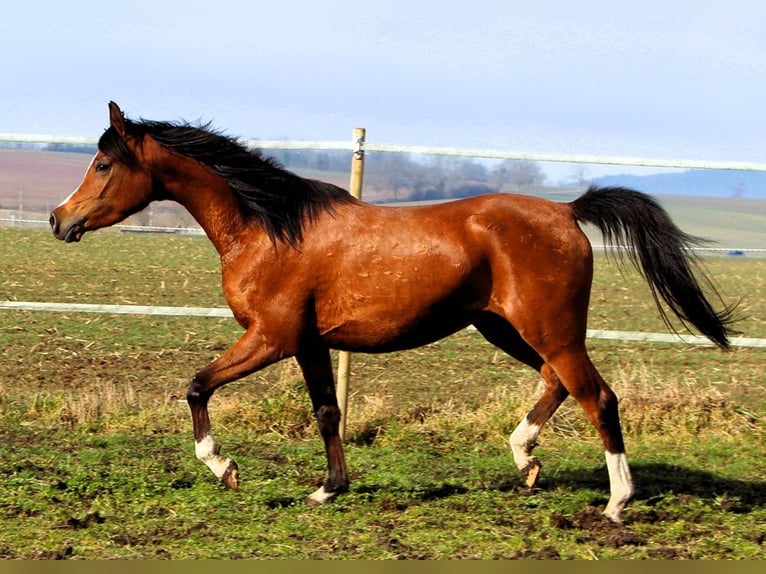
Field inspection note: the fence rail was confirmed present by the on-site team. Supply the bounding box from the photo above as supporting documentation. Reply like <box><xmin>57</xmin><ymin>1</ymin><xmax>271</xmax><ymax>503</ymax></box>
<box><xmin>2</xmin><ymin>216</ymin><xmax>764</xmax><ymax>256</ymax></box>
<box><xmin>6</xmin><ymin>132</ymin><xmax>766</xmax><ymax>173</ymax></box>
<box><xmin>1</xmin><ymin>301</ymin><xmax>764</xmax><ymax>348</ymax></box>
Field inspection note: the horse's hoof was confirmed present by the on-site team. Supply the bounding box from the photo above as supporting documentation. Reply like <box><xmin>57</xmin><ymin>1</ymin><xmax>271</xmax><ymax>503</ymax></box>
<box><xmin>221</xmin><ymin>460</ymin><xmax>239</xmax><ymax>490</ymax></box>
<box><xmin>521</xmin><ymin>458</ymin><xmax>542</xmax><ymax>489</ymax></box>
<box><xmin>305</xmin><ymin>485</ymin><xmax>337</xmax><ymax>506</ymax></box>
<box><xmin>603</xmin><ymin>508</ymin><xmax>623</xmax><ymax>524</ymax></box>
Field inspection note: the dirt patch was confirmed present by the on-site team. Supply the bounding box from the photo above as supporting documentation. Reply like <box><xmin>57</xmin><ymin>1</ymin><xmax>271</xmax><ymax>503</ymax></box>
<box><xmin>510</xmin><ymin>546</ymin><xmax>561</xmax><ymax>559</ymax></box>
<box><xmin>550</xmin><ymin>506</ymin><xmax>647</xmax><ymax>550</ymax></box>
<box><xmin>647</xmin><ymin>547</ymin><xmax>691</xmax><ymax>559</ymax></box>
<box><xmin>745</xmin><ymin>532</ymin><xmax>766</xmax><ymax>545</ymax></box>
<box><xmin>31</xmin><ymin>544</ymin><xmax>75</xmax><ymax>560</ymax></box>
<box><xmin>61</xmin><ymin>511</ymin><xmax>106</xmax><ymax>530</ymax></box>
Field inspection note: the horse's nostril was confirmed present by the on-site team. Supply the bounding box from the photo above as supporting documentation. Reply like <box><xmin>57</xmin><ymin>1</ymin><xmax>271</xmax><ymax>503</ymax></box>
<box><xmin>49</xmin><ymin>213</ymin><xmax>60</xmax><ymax>235</ymax></box>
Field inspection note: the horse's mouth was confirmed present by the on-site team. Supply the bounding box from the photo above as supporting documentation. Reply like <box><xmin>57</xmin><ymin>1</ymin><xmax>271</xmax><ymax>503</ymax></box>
<box><xmin>50</xmin><ymin>212</ymin><xmax>85</xmax><ymax>243</ymax></box>
<box><xmin>63</xmin><ymin>225</ymin><xmax>84</xmax><ymax>243</ymax></box>
<box><xmin>52</xmin><ymin>218</ymin><xmax>85</xmax><ymax>243</ymax></box>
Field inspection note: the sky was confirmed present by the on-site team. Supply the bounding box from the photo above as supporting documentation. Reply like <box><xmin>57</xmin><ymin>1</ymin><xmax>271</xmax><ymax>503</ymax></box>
<box><xmin>2</xmin><ymin>0</ymin><xmax>766</xmax><ymax>181</ymax></box>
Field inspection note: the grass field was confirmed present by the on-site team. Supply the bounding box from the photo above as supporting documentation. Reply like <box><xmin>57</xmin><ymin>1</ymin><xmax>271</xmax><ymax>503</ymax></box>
<box><xmin>0</xmin><ymin>227</ymin><xmax>764</xmax><ymax>559</ymax></box>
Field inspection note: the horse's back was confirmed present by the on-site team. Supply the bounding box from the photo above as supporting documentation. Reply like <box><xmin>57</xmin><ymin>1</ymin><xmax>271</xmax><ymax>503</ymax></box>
<box><xmin>379</xmin><ymin>192</ymin><xmax>590</xmax><ymax>260</ymax></box>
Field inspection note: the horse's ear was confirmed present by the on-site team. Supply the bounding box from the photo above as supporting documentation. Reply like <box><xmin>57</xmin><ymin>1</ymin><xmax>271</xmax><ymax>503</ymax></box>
<box><xmin>108</xmin><ymin>101</ymin><xmax>126</xmax><ymax>137</ymax></box>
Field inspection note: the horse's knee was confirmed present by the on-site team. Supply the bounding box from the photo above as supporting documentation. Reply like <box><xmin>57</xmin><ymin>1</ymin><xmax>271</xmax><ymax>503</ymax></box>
<box><xmin>186</xmin><ymin>374</ymin><xmax>210</xmax><ymax>404</ymax></box>
<box><xmin>315</xmin><ymin>404</ymin><xmax>341</xmax><ymax>438</ymax></box>
<box><xmin>568</xmin><ymin>379</ymin><xmax>625</xmax><ymax>451</ymax></box>
<box><xmin>597</xmin><ymin>387</ymin><xmax>626</xmax><ymax>452</ymax></box>
<box><xmin>597</xmin><ymin>386</ymin><xmax>622</xmax><ymax>428</ymax></box>
<box><xmin>598</xmin><ymin>384</ymin><xmax>618</xmax><ymax>409</ymax></box>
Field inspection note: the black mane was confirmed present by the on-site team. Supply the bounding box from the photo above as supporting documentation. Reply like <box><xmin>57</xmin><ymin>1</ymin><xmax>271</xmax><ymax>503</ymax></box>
<box><xmin>98</xmin><ymin>117</ymin><xmax>355</xmax><ymax>246</ymax></box>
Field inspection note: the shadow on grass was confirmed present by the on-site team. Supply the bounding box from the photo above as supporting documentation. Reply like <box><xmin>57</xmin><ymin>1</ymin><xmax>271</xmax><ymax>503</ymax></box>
<box><xmin>257</xmin><ymin>466</ymin><xmax>756</xmax><ymax>517</ymax></box>
<box><xmin>267</xmin><ymin>463</ymin><xmax>766</xmax><ymax>513</ymax></box>
<box><xmin>333</xmin><ymin>463</ymin><xmax>765</xmax><ymax>511</ymax></box>
<box><xmin>547</xmin><ymin>462</ymin><xmax>766</xmax><ymax>509</ymax></box>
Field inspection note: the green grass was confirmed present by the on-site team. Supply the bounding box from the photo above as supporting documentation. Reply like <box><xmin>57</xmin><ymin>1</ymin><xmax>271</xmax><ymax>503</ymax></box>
<box><xmin>0</xmin><ymin>228</ymin><xmax>764</xmax><ymax>559</ymax></box>
<box><xmin>0</xmin><ymin>422</ymin><xmax>763</xmax><ymax>559</ymax></box>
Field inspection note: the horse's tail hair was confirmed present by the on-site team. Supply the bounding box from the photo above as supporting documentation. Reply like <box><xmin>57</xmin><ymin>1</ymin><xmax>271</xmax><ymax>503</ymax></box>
<box><xmin>571</xmin><ymin>185</ymin><xmax>738</xmax><ymax>349</ymax></box>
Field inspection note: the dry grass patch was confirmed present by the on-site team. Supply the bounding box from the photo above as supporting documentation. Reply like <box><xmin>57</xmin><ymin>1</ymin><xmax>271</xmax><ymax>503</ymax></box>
<box><xmin>4</xmin><ymin>352</ymin><xmax>757</xmax><ymax>447</ymax></box>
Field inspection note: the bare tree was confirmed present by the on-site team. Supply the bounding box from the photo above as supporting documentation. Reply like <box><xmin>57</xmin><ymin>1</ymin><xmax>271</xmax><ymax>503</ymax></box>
<box><xmin>490</xmin><ymin>160</ymin><xmax>545</xmax><ymax>191</ymax></box>
<box><xmin>569</xmin><ymin>164</ymin><xmax>591</xmax><ymax>187</ymax></box>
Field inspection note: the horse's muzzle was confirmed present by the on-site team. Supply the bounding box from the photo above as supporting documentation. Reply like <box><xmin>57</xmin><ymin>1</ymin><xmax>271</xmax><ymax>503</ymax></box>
<box><xmin>49</xmin><ymin>212</ymin><xmax>84</xmax><ymax>243</ymax></box>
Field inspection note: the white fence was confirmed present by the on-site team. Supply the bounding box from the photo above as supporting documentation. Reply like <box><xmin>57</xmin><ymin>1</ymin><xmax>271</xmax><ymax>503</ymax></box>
<box><xmin>5</xmin><ymin>131</ymin><xmax>766</xmax><ymax>171</ymax></box>
<box><xmin>1</xmin><ymin>300</ymin><xmax>764</xmax><ymax>348</ymax></box>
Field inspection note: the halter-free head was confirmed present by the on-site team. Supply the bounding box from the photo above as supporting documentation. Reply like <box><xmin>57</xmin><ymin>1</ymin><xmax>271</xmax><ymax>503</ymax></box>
<box><xmin>50</xmin><ymin>102</ymin><xmax>157</xmax><ymax>242</ymax></box>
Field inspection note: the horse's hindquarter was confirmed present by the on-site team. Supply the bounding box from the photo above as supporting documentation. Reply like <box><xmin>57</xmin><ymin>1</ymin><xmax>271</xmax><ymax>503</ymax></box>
<box><xmin>309</xmin><ymin>194</ymin><xmax>590</xmax><ymax>352</ymax></box>
<box><xmin>470</xmin><ymin>193</ymin><xmax>594</xmax><ymax>344</ymax></box>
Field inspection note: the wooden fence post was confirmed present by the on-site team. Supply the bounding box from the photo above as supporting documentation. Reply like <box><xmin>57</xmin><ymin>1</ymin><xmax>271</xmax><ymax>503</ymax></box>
<box><xmin>336</xmin><ymin>127</ymin><xmax>366</xmax><ymax>440</ymax></box>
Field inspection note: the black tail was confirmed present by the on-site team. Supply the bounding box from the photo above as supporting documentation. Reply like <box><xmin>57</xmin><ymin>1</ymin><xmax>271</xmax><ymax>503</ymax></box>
<box><xmin>571</xmin><ymin>185</ymin><xmax>738</xmax><ymax>349</ymax></box>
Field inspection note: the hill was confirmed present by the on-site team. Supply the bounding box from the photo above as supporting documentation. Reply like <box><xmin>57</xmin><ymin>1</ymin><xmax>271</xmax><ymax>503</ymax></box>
<box><xmin>0</xmin><ymin>149</ymin><xmax>92</xmax><ymax>216</ymax></box>
<box><xmin>592</xmin><ymin>169</ymin><xmax>766</xmax><ymax>199</ymax></box>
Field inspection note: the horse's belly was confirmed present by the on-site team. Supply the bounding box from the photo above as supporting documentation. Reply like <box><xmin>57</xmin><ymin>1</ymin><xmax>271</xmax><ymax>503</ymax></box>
<box><xmin>317</xmin><ymin>293</ymin><xmax>478</xmax><ymax>353</ymax></box>
<box><xmin>321</xmin><ymin>317</ymin><xmax>471</xmax><ymax>353</ymax></box>
<box><xmin>312</xmin><ymin>240</ymin><xmax>488</xmax><ymax>351</ymax></box>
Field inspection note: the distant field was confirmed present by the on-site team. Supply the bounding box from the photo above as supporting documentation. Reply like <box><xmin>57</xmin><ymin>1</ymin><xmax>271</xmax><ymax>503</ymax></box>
<box><xmin>0</xmin><ymin>150</ymin><xmax>91</xmax><ymax>214</ymax></box>
<box><xmin>2</xmin><ymin>149</ymin><xmax>765</xmax><ymax>252</ymax></box>
<box><xmin>652</xmin><ymin>195</ymin><xmax>766</xmax><ymax>249</ymax></box>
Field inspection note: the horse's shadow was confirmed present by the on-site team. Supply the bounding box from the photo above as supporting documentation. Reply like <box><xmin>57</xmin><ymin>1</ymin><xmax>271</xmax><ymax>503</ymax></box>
<box><xmin>342</xmin><ymin>462</ymin><xmax>765</xmax><ymax>513</ymax></box>
<box><xmin>544</xmin><ymin>462</ymin><xmax>765</xmax><ymax>510</ymax></box>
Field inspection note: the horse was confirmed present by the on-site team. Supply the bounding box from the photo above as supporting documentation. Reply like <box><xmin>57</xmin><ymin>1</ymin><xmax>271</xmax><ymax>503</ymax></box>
<box><xmin>49</xmin><ymin>102</ymin><xmax>736</xmax><ymax>523</ymax></box>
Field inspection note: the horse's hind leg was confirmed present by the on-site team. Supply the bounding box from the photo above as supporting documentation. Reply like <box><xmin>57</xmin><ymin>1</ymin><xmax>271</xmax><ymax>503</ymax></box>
<box><xmin>295</xmin><ymin>342</ymin><xmax>349</xmax><ymax>505</ymax></box>
<box><xmin>473</xmin><ymin>314</ymin><xmax>569</xmax><ymax>489</ymax></box>
<box><xmin>546</xmin><ymin>348</ymin><xmax>634</xmax><ymax>523</ymax></box>
<box><xmin>476</xmin><ymin>314</ymin><xmax>633</xmax><ymax>521</ymax></box>
<box><xmin>510</xmin><ymin>365</ymin><xmax>569</xmax><ymax>488</ymax></box>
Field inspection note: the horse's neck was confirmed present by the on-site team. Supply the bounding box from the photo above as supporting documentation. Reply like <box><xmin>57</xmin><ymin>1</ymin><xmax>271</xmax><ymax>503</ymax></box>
<box><xmin>154</xmin><ymin>154</ymin><xmax>249</xmax><ymax>256</ymax></box>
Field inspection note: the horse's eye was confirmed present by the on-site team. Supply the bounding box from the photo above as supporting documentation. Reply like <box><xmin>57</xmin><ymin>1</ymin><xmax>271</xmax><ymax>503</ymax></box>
<box><xmin>95</xmin><ymin>161</ymin><xmax>112</xmax><ymax>173</ymax></box>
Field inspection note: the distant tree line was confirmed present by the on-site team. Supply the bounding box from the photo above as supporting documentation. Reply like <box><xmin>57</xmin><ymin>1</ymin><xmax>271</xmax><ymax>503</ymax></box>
<box><xmin>34</xmin><ymin>143</ymin><xmax>547</xmax><ymax>202</ymax></box>
<box><xmin>267</xmin><ymin>148</ymin><xmax>546</xmax><ymax>202</ymax></box>
<box><xmin>44</xmin><ymin>143</ymin><xmax>98</xmax><ymax>154</ymax></box>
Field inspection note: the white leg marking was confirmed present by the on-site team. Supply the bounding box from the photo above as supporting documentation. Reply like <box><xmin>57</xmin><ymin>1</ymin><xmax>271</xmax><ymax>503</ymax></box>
<box><xmin>509</xmin><ymin>418</ymin><xmax>541</xmax><ymax>471</ymax></box>
<box><xmin>603</xmin><ymin>451</ymin><xmax>634</xmax><ymax>523</ymax></box>
<box><xmin>195</xmin><ymin>434</ymin><xmax>234</xmax><ymax>480</ymax></box>
<box><xmin>306</xmin><ymin>485</ymin><xmax>337</xmax><ymax>506</ymax></box>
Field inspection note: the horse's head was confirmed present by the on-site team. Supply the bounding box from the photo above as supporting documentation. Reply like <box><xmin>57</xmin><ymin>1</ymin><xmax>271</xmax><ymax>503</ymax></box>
<box><xmin>50</xmin><ymin>102</ymin><xmax>157</xmax><ymax>242</ymax></box>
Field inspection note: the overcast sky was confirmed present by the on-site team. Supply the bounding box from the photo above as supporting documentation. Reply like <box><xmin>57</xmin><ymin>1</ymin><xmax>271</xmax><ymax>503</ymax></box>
<box><xmin>2</xmin><ymin>1</ymin><xmax>765</xmax><ymax>179</ymax></box>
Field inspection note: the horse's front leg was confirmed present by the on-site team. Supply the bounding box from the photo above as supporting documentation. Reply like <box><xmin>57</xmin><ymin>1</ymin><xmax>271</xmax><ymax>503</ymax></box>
<box><xmin>187</xmin><ymin>326</ymin><xmax>284</xmax><ymax>489</ymax></box>
<box><xmin>295</xmin><ymin>342</ymin><xmax>349</xmax><ymax>505</ymax></box>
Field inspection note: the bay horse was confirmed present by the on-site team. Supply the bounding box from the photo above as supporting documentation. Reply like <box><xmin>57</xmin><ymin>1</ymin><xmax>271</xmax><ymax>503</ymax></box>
<box><xmin>50</xmin><ymin>102</ymin><xmax>735</xmax><ymax>523</ymax></box>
